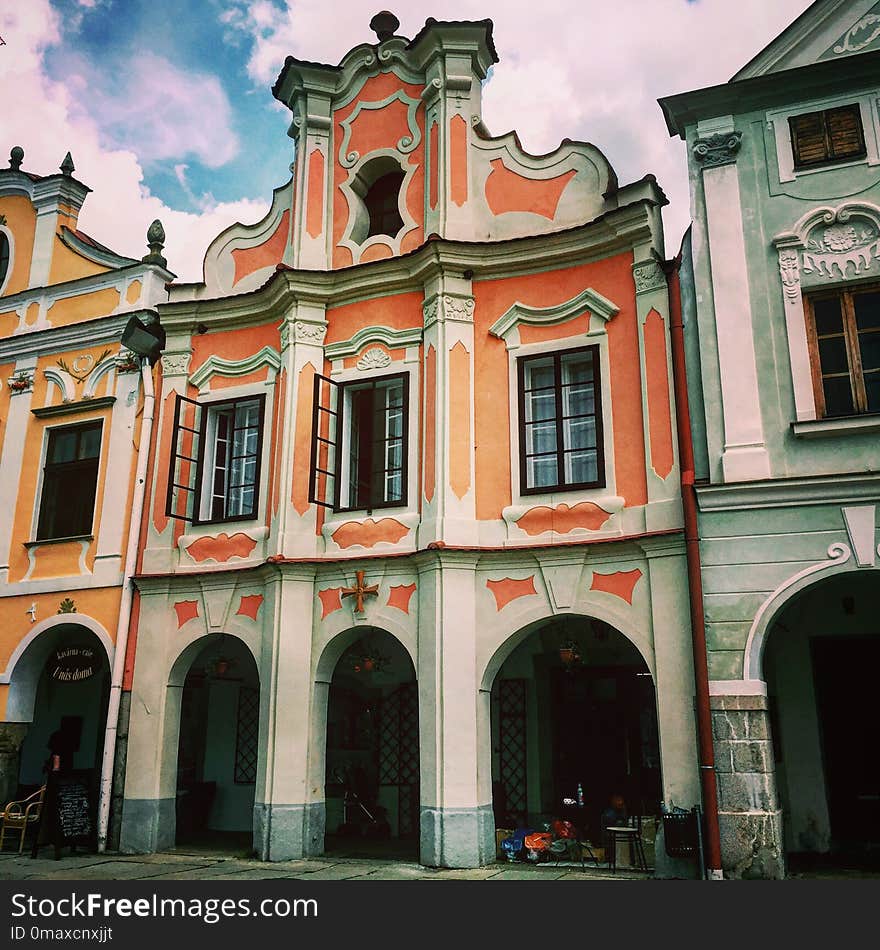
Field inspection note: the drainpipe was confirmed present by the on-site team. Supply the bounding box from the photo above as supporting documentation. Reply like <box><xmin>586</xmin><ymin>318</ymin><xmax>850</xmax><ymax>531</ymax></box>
<box><xmin>96</xmin><ymin>358</ymin><xmax>156</xmax><ymax>852</ymax></box>
<box><xmin>666</xmin><ymin>257</ymin><xmax>723</xmax><ymax>880</ymax></box>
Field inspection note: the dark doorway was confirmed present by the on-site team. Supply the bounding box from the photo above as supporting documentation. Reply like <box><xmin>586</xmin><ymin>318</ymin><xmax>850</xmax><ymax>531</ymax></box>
<box><xmin>324</xmin><ymin>630</ymin><xmax>418</xmax><ymax>859</ymax></box>
<box><xmin>811</xmin><ymin>636</ymin><xmax>880</xmax><ymax>854</ymax></box>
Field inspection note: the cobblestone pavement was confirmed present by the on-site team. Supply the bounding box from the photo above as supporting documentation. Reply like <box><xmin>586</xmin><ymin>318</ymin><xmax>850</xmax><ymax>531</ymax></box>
<box><xmin>0</xmin><ymin>849</ymin><xmax>649</xmax><ymax>881</ymax></box>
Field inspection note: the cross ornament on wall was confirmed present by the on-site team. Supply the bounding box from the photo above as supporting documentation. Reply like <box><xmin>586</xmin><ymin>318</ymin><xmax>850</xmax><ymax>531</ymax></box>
<box><xmin>341</xmin><ymin>570</ymin><xmax>379</xmax><ymax>613</ymax></box>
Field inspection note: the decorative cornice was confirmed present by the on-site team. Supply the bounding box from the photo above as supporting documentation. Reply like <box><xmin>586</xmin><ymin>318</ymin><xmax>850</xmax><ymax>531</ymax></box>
<box><xmin>0</xmin><ymin>313</ymin><xmax>130</xmax><ymax>364</ymax></box>
<box><xmin>489</xmin><ymin>286</ymin><xmax>619</xmax><ymax>345</ymax></box>
<box><xmin>324</xmin><ymin>324</ymin><xmax>422</xmax><ymax>360</ymax></box>
<box><xmin>189</xmin><ymin>345</ymin><xmax>281</xmax><ymax>390</ymax></box>
<box><xmin>693</xmin><ymin>131</ymin><xmax>742</xmax><ymax>168</ymax></box>
<box><xmin>58</xmin><ymin>226</ymin><xmax>137</xmax><ymax>269</ymax></box>
<box><xmin>32</xmin><ymin>396</ymin><xmax>116</xmax><ymax>419</ymax></box>
<box><xmin>632</xmin><ymin>259</ymin><xmax>666</xmax><ymax>295</ymax></box>
<box><xmin>695</xmin><ymin>472</ymin><xmax>880</xmax><ymax>511</ymax></box>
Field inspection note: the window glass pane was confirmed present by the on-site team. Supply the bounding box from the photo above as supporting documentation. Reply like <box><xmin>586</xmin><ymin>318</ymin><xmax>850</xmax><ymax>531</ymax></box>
<box><xmin>865</xmin><ymin>372</ymin><xmax>880</xmax><ymax>413</ymax></box>
<box><xmin>527</xmin><ymin>456</ymin><xmax>557</xmax><ymax>489</ymax></box>
<box><xmin>526</xmin><ymin>421</ymin><xmax>557</xmax><ymax>456</ymax></box>
<box><xmin>561</xmin><ymin>352</ymin><xmax>593</xmax><ymax>385</ymax></box>
<box><xmin>812</xmin><ymin>297</ymin><xmax>844</xmax><ymax>336</ymax></box>
<box><xmin>564</xmin><ymin>449</ymin><xmax>597</xmax><ymax>484</ymax></box>
<box><xmin>854</xmin><ymin>291</ymin><xmax>880</xmax><ymax>332</ymax></box>
<box><xmin>79</xmin><ymin>425</ymin><xmax>102</xmax><ymax>459</ymax></box>
<box><xmin>817</xmin><ymin>336</ymin><xmax>850</xmax><ymax>375</ymax></box>
<box><xmin>524</xmin><ymin>359</ymin><xmax>554</xmax><ymax>391</ymax></box>
<box><xmin>525</xmin><ymin>390</ymin><xmax>556</xmax><ymax>423</ymax></box>
<box><xmin>859</xmin><ymin>332</ymin><xmax>880</xmax><ymax>374</ymax></box>
<box><xmin>48</xmin><ymin>429</ymin><xmax>78</xmax><ymax>464</ymax></box>
<box><xmin>822</xmin><ymin>375</ymin><xmax>854</xmax><ymax>416</ymax></box>
<box><xmin>563</xmin><ymin>416</ymin><xmax>596</xmax><ymax>452</ymax></box>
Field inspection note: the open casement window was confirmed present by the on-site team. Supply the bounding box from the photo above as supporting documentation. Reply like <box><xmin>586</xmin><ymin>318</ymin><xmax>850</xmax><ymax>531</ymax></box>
<box><xmin>165</xmin><ymin>393</ymin><xmax>265</xmax><ymax>524</ymax></box>
<box><xmin>789</xmin><ymin>105</ymin><xmax>866</xmax><ymax>170</ymax></box>
<box><xmin>36</xmin><ymin>421</ymin><xmax>102</xmax><ymax>541</ymax></box>
<box><xmin>517</xmin><ymin>346</ymin><xmax>605</xmax><ymax>494</ymax></box>
<box><xmin>805</xmin><ymin>284</ymin><xmax>880</xmax><ymax>418</ymax></box>
<box><xmin>309</xmin><ymin>371</ymin><xmax>408</xmax><ymax>511</ymax></box>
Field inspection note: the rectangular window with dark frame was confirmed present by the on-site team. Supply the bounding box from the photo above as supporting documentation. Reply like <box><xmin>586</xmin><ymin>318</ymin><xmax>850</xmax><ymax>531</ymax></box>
<box><xmin>309</xmin><ymin>371</ymin><xmax>409</xmax><ymax>512</ymax></box>
<box><xmin>789</xmin><ymin>104</ymin><xmax>866</xmax><ymax>169</ymax></box>
<box><xmin>37</xmin><ymin>421</ymin><xmax>103</xmax><ymax>541</ymax></box>
<box><xmin>806</xmin><ymin>284</ymin><xmax>880</xmax><ymax>418</ymax></box>
<box><xmin>517</xmin><ymin>346</ymin><xmax>604</xmax><ymax>494</ymax></box>
<box><xmin>165</xmin><ymin>393</ymin><xmax>265</xmax><ymax>524</ymax></box>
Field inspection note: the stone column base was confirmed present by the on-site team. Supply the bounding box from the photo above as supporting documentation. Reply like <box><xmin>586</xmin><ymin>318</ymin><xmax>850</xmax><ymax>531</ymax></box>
<box><xmin>253</xmin><ymin>802</ymin><xmax>325</xmax><ymax>861</ymax></box>
<box><xmin>119</xmin><ymin>797</ymin><xmax>176</xmax><ymax>854</ymax></box>
<box><xmin>420</xmin><ymin>804</ymin><xmax>494</xmax><ymax>868</ymax></box>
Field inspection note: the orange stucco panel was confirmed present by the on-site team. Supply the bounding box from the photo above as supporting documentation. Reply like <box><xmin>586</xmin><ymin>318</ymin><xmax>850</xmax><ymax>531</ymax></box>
<box><xmin>359</xmin><ymin>243</ymin><xmax>394</xmax><ymax>263</ymax></box>
<box><xmin>450</xmin><ymin>114</ymin><xmax>468</xmax><ymax>207</ymax></box>
<box><xmin>474</xmin><ymin>254</ymin><xmax>644</xmax><ymax>519</ymax></box>
<box><xmin>484</xmin><ymin>160</ymin><xmax>576</xmax><ymax>219</ymax></box>
<box><xmin>486</xmin><ymin>576</ymin><xmax>538</xmax><ymax>611</ymax></box>
<box><xmin>331</xmin><ymin>518</ymin><xmax>409</xmax><ymax>549</ymax></box>
<box><xmin>292</xmin><ymin>362</ymin><xmax>316</xmax><ymax>516</ymax></box>
<box><xmin>125</xmin><ymin>280</ymin><xmax>142</xmax><ymax>304</ymax></box>
<box><xmin>387</xmin><ymin>583</ymin><xmax>416</xmax><ymax>614</ymax></box>
<box><xmin>0</xmin><ymin>312</ymin><xmax>17</xmax><ymax>336</ymax></box>
<box><xmin>449</xmin><ymin>340</ymin><xmax>470</xmax><ymax>500</ymax></box>
<box><xmin>515</xmin><ymin>501</ymin><xmax>612</xmax><ymax>536</ymax></box>
<box><xmin>48</xmin><ymin>231</ymin><xmax>110</xmax><ymax>285</ymax></box>
<box><xmin>590</xmin><ymin>568</ymin><xmax>643</xmax><ymax>605</ymax></box>
<box><xmin>331</xmin><ymin>72</ymin><xmax>425</xmax><ymax>268</ymax></box>
<box><xmin>325</xmin><ymin>291</ymin><xmax>422</xmax><ymax>345</ymax></box>
<box><xmin>306</xmin><ymin>150</ymin><xmax>325</xmax><ymax>239</ymax></box>
<box><xmin>236</xmin><ymin>594</ymin><xmax>264</xmax><ymax>621</ymax></box>
<box><xmin>644</xmin><ymin>308</ymin><xmax>674</xmax><ymax>480</ymax></box>
<box><xmin>424</xmin><ymin>344</ymin><xmax>436</xmax><ymax>503</ymax></box>
<box><xmin>28</xmin><ymin>541</ymin><xmax>85</xmax><ymax>580</ymax></box>
<box><xmin>47</xmin><ymin>287</ymin><xmax>120</xmax><ymax>328</ymax></box>
<box><xmin>318</xmin><ymin>587</ymin><xmax>343</xmax><ymax>620</ymax></box>
<box><xmin>185</xmin><ymin>532</ymin><xmax>258</xmax><ymax>563</ymax></box>
<box><xmin>25</xmin><ymin>302</ymin><xmax>40</xmax><ymax>328</ymax></box>
<box><xmin>190</xmin><ymin>321</ymin><xmax>278</xmax><ymax>374</ymax></box>
<box><xmin>0</xmin><ymin>196</ymin><xmax>37</xmax><ymax>296</ymax></box>
<box><xmin>268</xmin><ymin>368</ymin><xmax>285</xmax><ymax>522</ymax></box>
<box><xmin>208</xmin><ymin>366</ymin><xmax>270</xmax><ymax>391</ymax></box>
<box><xmin>429</xmin><ymin>120</ymin><xmax>439</xmax><ymax>211</ymax></box>
<box><xmin>174</xmin><ymin>600</ymin><xmax>200</xmax><ymax>628</ymax></box>
<box><xmin>122</xmin><ymin>589</ymin><xmax>141</xmax><ymax>690</ymax></box>
<box><xmin>518</xmin><ymin>313</ymin><xmax>590</xmax><ymax>345</ymax></box>
<box><xmin>231</xmin><ymin>209</ymin><xmax>290</xmax><ymax>287</ymax></box>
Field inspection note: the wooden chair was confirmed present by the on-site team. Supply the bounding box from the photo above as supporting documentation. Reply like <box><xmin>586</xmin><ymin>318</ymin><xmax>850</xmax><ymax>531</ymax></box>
<box><xmin>0</xmin><ymin>787</ymin><xmax>45</xmax><ymax>854</ymax></box>
<box><xmin>606</xmin><ymin>813</ymin><xmax>649</xmax><ymax>873</ymax></box>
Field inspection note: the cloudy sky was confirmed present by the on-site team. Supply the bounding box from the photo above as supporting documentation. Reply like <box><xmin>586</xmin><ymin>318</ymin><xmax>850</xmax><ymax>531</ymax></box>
<box><xmin>1</xmin><ymin>0</ymin><xmax>813</xmax><ymax>281</ymax></box>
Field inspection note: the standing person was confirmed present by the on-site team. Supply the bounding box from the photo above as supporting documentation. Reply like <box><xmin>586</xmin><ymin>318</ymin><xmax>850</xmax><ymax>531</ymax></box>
<box><xmin>31</xmin><ymin>722</ymin><xmax>78</xmax><ymax>859</ymax></box>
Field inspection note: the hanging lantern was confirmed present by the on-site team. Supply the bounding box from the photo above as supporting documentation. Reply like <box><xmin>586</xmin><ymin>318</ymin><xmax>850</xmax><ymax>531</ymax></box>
<box><xmin>559</xmin><ymin>639</ymin><xmax>582</xmax><ymax>669</ymax></box>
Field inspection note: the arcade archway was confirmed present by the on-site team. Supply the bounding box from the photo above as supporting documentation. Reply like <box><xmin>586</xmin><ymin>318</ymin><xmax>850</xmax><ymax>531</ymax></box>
<box><xmin>323</xmin><ymin>627</ymin><xmax>419</xmax><ymax>859</ymax></box>
<box><xmin>763</xmin><ymin>571</ymin><xmax>879</xmax><ymax>871</ymax></box>
<box><xmin>488</xmin><ymin>615</ymin><xmax>661</xmax><ymax>854</ymax></box>
<box><xmin>173</xmin><ymin>634</ymin><xmax>261</xmax><ymax>852</ymax></box>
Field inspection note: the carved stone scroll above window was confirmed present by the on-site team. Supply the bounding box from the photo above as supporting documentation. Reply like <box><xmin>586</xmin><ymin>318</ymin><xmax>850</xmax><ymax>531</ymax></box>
<box><xmin>294</xmin><ymin>321</ymin><xmax>328</xmax><ymax>345</ymax></box>
<box><xmin>632</xmin><ymin>260</ymin><xmax>665</xmax><ymax>295</ymax></box>
<box><xmin>489</xmin><ymin>287</ymin><xmax>619</xmax><ymax>350</ymax></box>
<box><xmin>356</xmin><ymin>347</ymin><xmax>392</xmax><ymax>371</ymax></box>
<box><xmin>692</xmin><ymin>131</ymin><xmax>742</xmax><ymax>168</ymax></box>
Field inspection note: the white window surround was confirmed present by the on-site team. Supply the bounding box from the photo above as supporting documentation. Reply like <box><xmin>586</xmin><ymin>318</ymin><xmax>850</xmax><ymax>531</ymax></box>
<box><xmin>502</xmin><ymin>335</ymin><xmax>624</xmax><ymax>536</ymax></box>
<box><xmin>0</xmin><ymin>225</ymin><xmax>14</xmax><ymax>296</ymax></box>
<box><xmin>772</xmin><ymin>200</ymin><xmax>880</xmax><ymax>423</ymax></box>
<box><xmin>181</xmin><ymin>381</ymin><xmax>274</xmax><ymax>532</ymax></box>
<box><xmin>766</xmin><ymin>92</ymin><xmax>880</xmax><ymax>184</ymax></box>
<box><xmin>321</xmin><ymin>358</ymin><xmax>420</xmax><ymax>542</ymax></box>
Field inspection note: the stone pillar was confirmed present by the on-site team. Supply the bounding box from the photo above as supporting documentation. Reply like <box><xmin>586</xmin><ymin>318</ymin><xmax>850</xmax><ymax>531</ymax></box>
<box><xmin>0</xmin><ymin>723</ymin><xmax>28</xmax><ymax>806</ymax></box>
<box><xmin>416</xmin><ymin>551</ymin><xmax>493</xmax><ymax>867</ymax></box>
<box><xmin>254</xmin><ymin>566</ymin><xmax>318</xmax><ymax>860</ymax></box>
<box><xmin>711</xmin><ymin>693</ymin><xmax>784</xmax><ymax>879</ymax></box>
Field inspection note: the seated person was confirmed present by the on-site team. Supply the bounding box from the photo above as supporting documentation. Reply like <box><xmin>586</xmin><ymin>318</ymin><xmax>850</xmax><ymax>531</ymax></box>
<box><xmin>600</xmin><ymin>793</ymin><xmax>628</xmax><ymax>850</ymax></box>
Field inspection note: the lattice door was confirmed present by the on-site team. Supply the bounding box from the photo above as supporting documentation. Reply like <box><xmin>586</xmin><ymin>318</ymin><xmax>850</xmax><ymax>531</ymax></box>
<box><xmin>378</xmin><ymin>682</ymin><xmax>419</xmax><ymax>837</ymax></box>
<box><xmin>499</xmin><ymin>679</ymin><xmax>528</xmax><ymax>826</ymax></box>
<box><xmin>234</xmin><ymin>686</ymin><xmax>259</xmax><ymax>784</ymax></box>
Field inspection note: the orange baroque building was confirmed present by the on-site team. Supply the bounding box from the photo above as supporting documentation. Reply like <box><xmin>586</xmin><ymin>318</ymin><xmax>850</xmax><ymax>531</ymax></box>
<box><xmin>119</xmin><ymin>14</ymin><xmax>699</xmax><ymax>871</ymax></box>
<box><xmin>0</xmin><ymin>147</ymin><xmax>173</xmax><ymax>849</ymax></box>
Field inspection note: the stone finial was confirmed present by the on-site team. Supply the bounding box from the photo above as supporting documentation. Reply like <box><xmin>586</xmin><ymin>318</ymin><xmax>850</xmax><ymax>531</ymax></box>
<box><xmin>369</xmin><ymin>11</ymin><xmax>399</xmax><ymax>41</ymax></box>
<box><xmin>142</xmin><ymin>218</ymin><xmax>167</xmax><ymax>267</ymax></box>
<box><xmin>9</xmin><ymin>146</ymin><xmax>23</xmax><ymax>170</ymax></box>
<box><xmin>60</xmin><ymin>151</ymin><xmax>75</xmax><ymax>176</ymax></box>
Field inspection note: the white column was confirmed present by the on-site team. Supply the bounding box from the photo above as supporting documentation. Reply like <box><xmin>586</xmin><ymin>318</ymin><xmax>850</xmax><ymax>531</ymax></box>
<box><xmin>695</xmin><ymin>123</ymin><xmax>770</xmax><ymax>482</ymax></box>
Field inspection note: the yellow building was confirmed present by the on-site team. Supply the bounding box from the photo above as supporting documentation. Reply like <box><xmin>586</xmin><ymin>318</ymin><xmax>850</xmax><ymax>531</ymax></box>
<box><xmin>0</xmin><ymin>146</ymin><xmax>172</xmax><ymax>850</ymax></box>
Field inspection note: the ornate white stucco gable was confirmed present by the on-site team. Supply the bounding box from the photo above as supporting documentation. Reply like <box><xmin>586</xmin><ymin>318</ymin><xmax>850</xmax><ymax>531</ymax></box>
<box><xmin>772</xmin><ymin>201</ymin><xmax>880</xmax><ymax>422</ymax></box>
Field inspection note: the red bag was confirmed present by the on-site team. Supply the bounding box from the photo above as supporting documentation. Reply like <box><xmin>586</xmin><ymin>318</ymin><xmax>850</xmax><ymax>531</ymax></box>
<box><xmin>523</xmin><ymin>832</ymin><xmax>552</xmax><ymax>851</ymax></box>
<box><xmin>552</xmin><ymin>819</ymin><xmax>578</xmax><ymax>839</ymax></box>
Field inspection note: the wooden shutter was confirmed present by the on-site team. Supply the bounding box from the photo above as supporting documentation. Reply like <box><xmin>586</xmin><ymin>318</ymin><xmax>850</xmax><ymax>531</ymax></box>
<box><xmin>790</xmin><ymin>111</ymin><xmax>828</xmax><ymax>167</ymax></box>
<box><xmin>308</xmin><ymin>372</ymin><xmax>339</xmax><ymax>508</ymax></box>
<box><xmin>165</xmin><ymin>393</ymin><xmax>204</xmax><ymax>523</ymax></box>
<box><xmin>827</xmin><ymin>105</ymin><xmax>865</xmax><ymax>160</ymax></box>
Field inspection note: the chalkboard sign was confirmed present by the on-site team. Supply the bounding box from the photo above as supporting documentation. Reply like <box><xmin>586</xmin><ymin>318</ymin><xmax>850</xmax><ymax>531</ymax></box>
<box><xmin>55</xmin><ymin>773</ymin><xmax>92</xmax><ymax>842</ymax></box>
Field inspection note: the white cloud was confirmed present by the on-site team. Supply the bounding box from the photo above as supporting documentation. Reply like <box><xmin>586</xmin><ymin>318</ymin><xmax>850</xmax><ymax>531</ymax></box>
<box><xmin>1</xmin><ymin>0</ymin><xmax>267</xmax><ymax>281</ymax></box>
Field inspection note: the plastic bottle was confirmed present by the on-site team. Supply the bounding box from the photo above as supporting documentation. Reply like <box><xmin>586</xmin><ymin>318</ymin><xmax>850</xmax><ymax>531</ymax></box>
<box><xmin>576</xmin><ymin>783</ymin><xmax>584</xmax><ymax>807</ymax></box>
